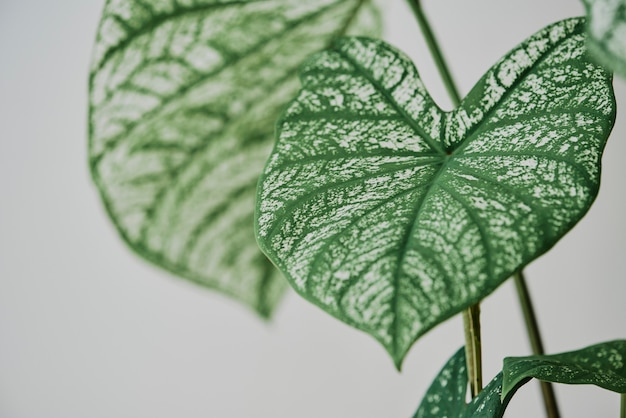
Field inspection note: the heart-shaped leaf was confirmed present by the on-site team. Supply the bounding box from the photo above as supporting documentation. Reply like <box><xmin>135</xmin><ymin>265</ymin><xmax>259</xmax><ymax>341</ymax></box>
<box><xmin>503</xmin><ymin>339</ymin><xmax>626</xmax><ymax>398</ymax></box>
<box><xmin>583</xmin><ymin>0</ymin><xmax>626</xmax><ymax>78</ymax></box>
<box><xmin>256</xmin><ymin>18</ymin><xmax>615</xmax><ymax>362</ymax></box>
<box><xmin>89</xmin><ymin>0</ymin><xmax>381</xmax><ymax>317</ymax></box>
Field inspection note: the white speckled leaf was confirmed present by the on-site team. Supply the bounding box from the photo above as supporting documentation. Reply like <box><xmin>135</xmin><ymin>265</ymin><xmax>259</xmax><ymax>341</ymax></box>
<box><xmin>256</xmin><ymin>18</ymin><xmax>615</xmax><ymax>362</ymax></box>
<box><xmin>468</xmin><ymin>341</ymin><xmax>626</xmax><ymax>417</ymax></box>
<box><xmin>411</xmin><ymin>347</ymin><xmax>511</xmax><ymax>418</ymax></box>
<box><xmin>583</xmin><ymin>0</ymin><xmax>626</xmax><ymax>77</ymax></box>
<box><xmin>462</xmin><ymin>374</ymin><xmax>510</xmax><ymax>418</ymax></box>
<box><xmin>503</xmin><ymin>340</ymin><xmax>626</xmax><ymax>398</ymax></box>
<box><xmin>415</xmin><ymin>341</ymin><xmax>626</xmax><ymax>418</ymax></box>
<box><xmin>412</xmin><ymin>348</ymin><xmax>468</xmax><ymax>418</ymax></box>
<box><xmin>89</xmin><ymin>0</ymin><xmax>381</xmax><ymax>317</ymax></box>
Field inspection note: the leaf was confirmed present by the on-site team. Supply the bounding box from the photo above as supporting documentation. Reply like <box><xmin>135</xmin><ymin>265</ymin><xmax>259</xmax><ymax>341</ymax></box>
<box><xmin>411</xmin><ymin>347</ymin><xmax>513</xmax><ymax>418</ymax></box>
<box><xmin>256</xmin><ymin>18</ymin><xmax>615</xmax><ymax>363</ymax></box>
<box><xmin>470</xmin><ymin>341</ymin><xmax>626</xmax><ymax>417</ymax></box>
<box><xmin>414</xmin><ymin>341</ymin><xmax>625</xmax><ymax>418</ymax></box>
<box><xmin>412</xmin><ymin>347</ymin><xmax>468</xmax><ymax>418</ymax></box>
<box><xmin>583</xmin><ymin>0</ymin><xmax>626</xmax><ymax>78</ymax></box>
<box><xmin>462</xmin><ymin>373</ymin><xmax>510</xmax><ymax>418</ymax></box>
<box><xmin>88</xmin><ymin>0</ymin><xmax>381</xmax><ymax>317</ymax></box>
<box><xmin>502</xmin><ymin>340</ymin><xmax>626</xmax><ymax>398</ymax></box>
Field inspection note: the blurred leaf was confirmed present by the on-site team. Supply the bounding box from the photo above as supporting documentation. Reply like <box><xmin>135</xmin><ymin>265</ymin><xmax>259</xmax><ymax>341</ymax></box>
<box><xmin>503</xmin><ymin>340</ymin><xmax>626</xmax><ymax>398</ymax></box>
<box><xmin>89</xmin><ymin>0</ymin><xmax>381</xmax><ymax>317</ymax></box>
<box><xmin>583</xmin><ymin>0</ymin><xmax>626</xmax><ymax>77</ymax></box>
<box><xmin>256</xmin><ymin>18</ymin><xmax>615</xmax><ymax>362</ymax></box>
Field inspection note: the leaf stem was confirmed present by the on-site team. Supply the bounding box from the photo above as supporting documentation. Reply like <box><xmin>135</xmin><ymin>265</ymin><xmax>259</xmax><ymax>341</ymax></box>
<box><xmin>407</xmin><ymin>0</ymin><xmax>480</xmax><ymax>398</ymax></box>
<box><xmin>405</xmin><ymin>0</ymin><xmax>461</xmax><ymax>106</ymax></box>
<box><xmin>621</xmin><ymin>393</ymin><xmax>625</xmax><ymax>418</ymax></box>
<box><xmin>463</xmin><ymin>304</ymin><xmax>482</xmax><ymax>398</ymax></box>
<box><xmin>514</xmin><ymin>271</ymin><xmax>560</xmax><ymax>418</ymax></box>
<box><xmin>406</xmin><ymin>3</ymin><xmax>560</xmax><ymax>414</ymax></box>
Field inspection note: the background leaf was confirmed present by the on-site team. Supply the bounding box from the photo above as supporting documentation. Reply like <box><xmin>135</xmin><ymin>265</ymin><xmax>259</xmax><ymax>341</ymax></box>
<box><xmin>89</xmin><ymin>0</ymin><xmax>380</xmax><ymax>317</ymax></box>
<box><xmin>256</xmin><ymin>18</ymin><xmax>615</xmax><ymax>363</ymax></box>
<box><xmin>503</xmin><ymin>340</ymin><xmax>626</xmax><ymax>397</ymax></box>
<box><xmin>583</xmin><ymin>0</ymin><xmax>626</xmax><ymax>78</ymax></box>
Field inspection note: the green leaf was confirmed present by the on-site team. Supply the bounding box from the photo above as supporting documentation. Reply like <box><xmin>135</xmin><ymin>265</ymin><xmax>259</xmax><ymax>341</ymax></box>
<box><xmin>462</xmin><ymin>373</ymin><xmax>510</xmax><ymax>418</ymax></box>
<box><xmin>256</xmin><ymin>18</ymin><xmax>615</xmax><ymax>362</ymax></box>
<box><xmin>469</xmin><ymin>341</ymin><xmax>626</xmax><ymax>417</ymax></box>
<box><xmin>412</xmin><ymin>347</ymin><xmax>468</xmax><ymax>418</ymax></box>
<box><xmin>88</xmin><ymin>0</ymin><xmax>381</xmax><ymax>317</ymax></box>
<box><xmin>414</xmin><ymin>341</ymin><xmax>625</xmax><ymax>418</ymax></box>
<box><xmin>411</xmin><ymin>347</ymin><xmax>513</xmax><ymax>418</ymax></box>
<box><xmin>583</xmin><ymin>0</ymin><xmax>626</xmax><ymax>77</ymax></box>
<box><xmin>503</xmin><ymin>340</ymin><xmax>626</xmax><ymax>398</ymax></box>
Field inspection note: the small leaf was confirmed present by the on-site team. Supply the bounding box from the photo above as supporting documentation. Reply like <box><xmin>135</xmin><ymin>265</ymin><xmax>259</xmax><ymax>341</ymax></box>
<box><xmin>256</xmin><ymin>18</ymin><xmax>615</xmax><ymax>362</ymax></box>
<box><xmin>412</xmin><ymin>348</ymin><xmax>468</xmax><ymax>418</ymax></box>
<box><xmin>462</xmin><ymin>373</ymin><xmax>510</xmax><ymax>418</ymax></box>
<box><xmin>411</xmin><ymin>347</ymin><xmax>512</xmax><ymax>418</ymax></box>
<box><xmin>414</xmin><ymin>341</ymin><xmax>625</xmax><ymax>418</ymax></box>
<box><xmin>583</xmin><ymin>0</ymin><xmax>626</xmax><ymax>77</ymax></box>
<box><xmin>503</xmin><ymin>340</ymin><xmax>626</xmax><ymax>398</ymax></box>
<box><xmin>89</xmin><ymin>0</ymin><xmax>381</xmax><ymax>317</ymax></box>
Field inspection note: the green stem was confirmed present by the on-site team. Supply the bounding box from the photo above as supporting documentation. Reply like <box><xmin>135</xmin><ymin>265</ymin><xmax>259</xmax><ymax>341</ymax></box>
<box><xmin>407</xmin><ymin>0</ymin><xmax>480</xmax><ymax>397</ymax></box>
<box><xmin>621</xmin><ymin>393</ymin><xmax>625</xmax><ymax>418</ymax></box>
<box><xmin>514</xmin><ymin>271</ymin><xmax>560</xmax><ymax>418</ymax></box>
<box><xmin>405</xmin><ymin>0</ymin><xmax>462</xmax><ymax>106</ymax></box>
<box><xmin>406</xmin><ymin>1</ymin><xmax>560</xmax><ymax>411</ymax></box>
<box><xmin>463</xmin><ymin>304</ymin><xmax>482</xmax><ymax>397</ymax></box>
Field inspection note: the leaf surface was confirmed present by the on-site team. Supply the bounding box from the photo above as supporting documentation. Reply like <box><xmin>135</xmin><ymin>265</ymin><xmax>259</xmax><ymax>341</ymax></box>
<box><xmin>412</xmin><ymin>347</ymin><xmax>468</xmax><ymax>418</ymax></box>
<box><xmin>583</xmin><ymin>0</ymin><xmax>626</xmax><ymax>77</ymax></box>
<box><xmin>414</xmin><ymin>342</ymin><xmax>626</xmax><ymax>418</ymax></box>
<box><xmin>502</xmin><ymin>339</ymin><xmax>626</xmax><ymax>397</ymax></box>
<box><xmin>411</xmin><ymin>347</ymin><xmax>513</xmax><ymax>418</ymax></box>
<box><xmin>89</xmin><ymin>0</ymin><xmax>380</xmax><ymax>317</ymax></box>
<box><xmin>256</xmin><ymin>18</ymin><xmax>615</xmax><ymax>361</ymax></box>
<box><xmin>462</xmin><ymin>373</ymin><xmax>510</xmax><ymax>418</ymax></box>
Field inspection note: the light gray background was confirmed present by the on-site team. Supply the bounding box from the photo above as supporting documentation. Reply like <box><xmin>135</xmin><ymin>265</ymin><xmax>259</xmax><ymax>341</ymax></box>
<box><xmin>1</xmin><ymin>1</ymin><xmax>624</xmax><ymax>417</ymax></box>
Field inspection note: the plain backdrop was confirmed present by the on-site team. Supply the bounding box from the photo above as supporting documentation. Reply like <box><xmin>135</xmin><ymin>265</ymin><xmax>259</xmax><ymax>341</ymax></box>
<box><xmin>1</xmin><ymin>1</ymin><xmax>624</xmax><ymax>417</ymax></box>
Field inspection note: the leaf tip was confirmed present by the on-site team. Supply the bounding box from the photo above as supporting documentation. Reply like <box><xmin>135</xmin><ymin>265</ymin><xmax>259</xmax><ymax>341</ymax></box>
<box><xmin>255</xmin><ymin>305</ymin><xmax>274</xmax><ymax>321</ymax></box>
<box><xmin>387</xmin><ymin>341</ymin><xmax>409</xmax><ymax>372</ymax></box>
<box><xmin>393</xmin><ymin>356</ymin><xmax>404</xmax><ymax>371</ymax></box>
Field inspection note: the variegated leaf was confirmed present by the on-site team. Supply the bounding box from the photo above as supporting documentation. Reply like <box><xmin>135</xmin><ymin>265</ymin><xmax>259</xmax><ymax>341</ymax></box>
<box><xmin>414</xmin><ymin>341</ymin><xmax>626</xmax><ymax>418</ymax></box>
<box><xmin>503</xmin><ymin>339</ymin><xmax>626</xmax><ymax>397</ymax></box>
<box><xmin>583</xmin><ymin>0</ymin><xmax>626</xmax><ymax>77</ymax></box>
<box><xmin>412</xmin><ymin>347</ymin><xmax>468</xmax><ymax>418</ymax></box>
<box><xmin>89</xmin><ymin>0</ymin><xmax>381</xmax><ymax>317</ymax></box>
<box><xmin>256</xmin><ymin>18</ymin><xmax>615</xmax><ymax>362</ymax></box>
